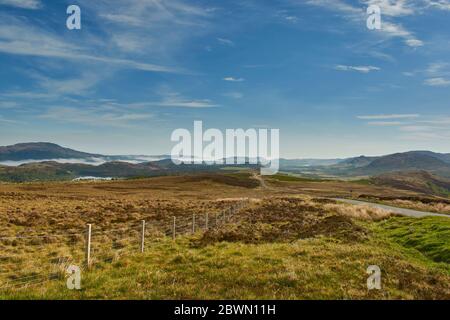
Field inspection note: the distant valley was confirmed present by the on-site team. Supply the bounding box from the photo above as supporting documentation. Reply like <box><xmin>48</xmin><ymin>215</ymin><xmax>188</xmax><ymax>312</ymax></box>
<box><xmin>2</xmin><ymin>143</ymin><xmax>450</xmax><ymax>190</ymax></box>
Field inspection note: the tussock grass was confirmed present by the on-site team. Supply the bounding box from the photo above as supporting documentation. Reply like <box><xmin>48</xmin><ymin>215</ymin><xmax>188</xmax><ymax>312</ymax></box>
<box><xmin>322</xmin><ymin>203</ymin><xmax>393</xmax><ymax>221</ymax></box>
<box><xmin>357</xmin><ymin>195</ymin><xmax>450</xmax><ymax>215</ymax></box>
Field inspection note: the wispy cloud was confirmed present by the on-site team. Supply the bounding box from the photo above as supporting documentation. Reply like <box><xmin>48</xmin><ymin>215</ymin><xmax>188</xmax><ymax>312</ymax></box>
<box><xmin>425</xmin><ymin>0</ymin><xmax>450</xmax><ymax>11</ymax></box>
<box><xmin>367</xmin><ymin>121</ymin><xmax>404</xmax><ymax>126</ymax></box>
<box><xmin>0</xmin><ymin>15</ymin><xmax>181</xmax><ymax>73</ymax></box>
<box><xmin>30</xmin><ymin>72</ymin><xmax>102</xmax><ymax>96</ymax></box>
<box><xmin>157</xmin><ymin>99</ymin><xmax>218</xmax><ymax>108</ymax></box>
<box><xmin>360</xmin><ymin>113</ymin><xmax>450</xmax><ymax>141</ymax></box>
<box><xmin>217</xmin><ymin>38</ymin><xmax>235</xmax><ymax>46</ymax></box>
<box><xmin>334</xmin><ymin>65</ymin><xmax>380</xmax><ymax>73</ymax></box>
<box><xmin>424</xmin><ymin>77</ymin><xmax>450</xmax><ymax>86</ymax></box>
<box><xmin>305</xmin><ymin>0</ymin><xmax>423</xmax><ymax>48</ymax></box>
<box><xmin>0</xmin><ymin>0</ymin><xmax>41</xmax><ymax>9</ymax></box>
<box><xmin>357</xmin><ymin>114</ymin><xmax>420</xmax><ymax>120</ymax></box>
<box><xmin>426</xmin><ymin>62</ymin><xmax>450</xmax><ymax>75</ymax></box>
<box><xmin>0</xmin><ymin>115</ymin><xmax>22</xmax><ymax>124</ymax></box>
<box><xmin>399</xmin><ymin>125</ymin><xmax>436</xmax><ymax>132</ymax></box>
<box><xmin>85</xmin><ymin>0</ymin><xmax>213</xmax><ymax>58</ymax></box>
<box><xmin>223</xmin><ymin>77</ymin><xmax>245</xmax><ymax>82</ymax></box>
<box><xmin>382</xmin><ymin>21</ymin><xmax>424</xmax><ymax>47</ymax></box>
<box><xmin>147</xmin><ymin>89</ymin><xmax>219</xmax><ymax>108</ymax></box>
<box><xmin>306</xmin><ymin>0</ymin><xmax>361</xmax><ymax>14</ymax></box>
<box><xmin>364</xmin><ymin>0</ymin><xmax>415</xmax><ymax>17</ymax></box>
<box><xmin>39</xmin><ymin>106</ymin><xmax>154</xmax><ymax>128</ymax></box>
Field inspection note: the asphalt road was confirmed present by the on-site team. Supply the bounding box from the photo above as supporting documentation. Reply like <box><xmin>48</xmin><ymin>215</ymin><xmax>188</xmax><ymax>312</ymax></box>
<box><xmin>333</xmin><ymin>198</ymin><xmax>450</xmax><ymax>218</ymax></box>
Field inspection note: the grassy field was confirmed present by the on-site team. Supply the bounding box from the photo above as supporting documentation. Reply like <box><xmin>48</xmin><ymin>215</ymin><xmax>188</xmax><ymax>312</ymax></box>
<box><xmin>0</xmin><ymin>173</ymin><xmax>449</xmax><ymax>299</ymax></box>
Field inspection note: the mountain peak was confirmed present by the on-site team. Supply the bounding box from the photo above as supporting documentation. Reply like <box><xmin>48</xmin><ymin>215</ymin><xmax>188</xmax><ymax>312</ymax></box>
<box><xmin>0</xmin><ymin>142</ymin><xmax>101</xmax><ymax>161</ymax></box>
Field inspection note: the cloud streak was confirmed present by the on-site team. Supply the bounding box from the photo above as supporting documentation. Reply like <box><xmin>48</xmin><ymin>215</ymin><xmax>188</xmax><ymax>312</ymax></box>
<box><xmin>357</xmin><ymin>114</ymin><xmax>420</xmax><ymax>120</ymax></box>
<box><xmin>223</xmin><ymin>77</ymin><xmax>245</xmax><ymax>82</ymax></box>
<box><xmin>0</xmin><ymin>19</ymin><xmax>181</xmax><ymax>73</ymax></box>
<box><xmin>335</xmin><ymin>65</ymin><xmax>380</xmax><ymax>73</ymax></box>
<box><xmin>424</xmin><ymin>77</ymin><xmax>450</xmax><ymax>87</ymax></box>
<box><xmin>0</xmin><ymin>0</ymin><xmax>41</xmax><ymax>9</ymax></box>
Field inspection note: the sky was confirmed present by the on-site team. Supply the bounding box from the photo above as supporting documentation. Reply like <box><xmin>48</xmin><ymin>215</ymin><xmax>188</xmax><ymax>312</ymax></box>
<box><xmin>0</xmin><ymin>0</ymin><xmax>449</xmax><ymax>159</ymax></box>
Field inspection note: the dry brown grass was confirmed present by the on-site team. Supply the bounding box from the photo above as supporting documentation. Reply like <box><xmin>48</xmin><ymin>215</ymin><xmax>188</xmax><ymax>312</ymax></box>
<box><xmin>0</xmin><ymin>174</ymin><xmax>449</xmax><ymax>299</ymax></box>
<box><xmin>356</xmin><ymin>194</ymin><xmax>450</xmax><ymax>215</ymax></box>
<box><xmin>196</xmin><ymin>197</ymin><xmax>392</xmax><ymax>246</ymax></box>
<box><xmin>322</xmin><ymin>203</ymin><xmax>393</xmax><ymax>221</ymax></box>
<box><xmin>386</xmin><ymin>199</ymin><xmax>450</xmax><ymax>215</ymax></box>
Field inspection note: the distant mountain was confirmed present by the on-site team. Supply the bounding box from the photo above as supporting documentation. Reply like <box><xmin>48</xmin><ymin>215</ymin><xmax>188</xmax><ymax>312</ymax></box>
<box><xmin>372</xmin><ymin>170</ymin><xmax>450</xmax><ymax>197</ymax></box>
<box><xmin>279</xmin><ymin>151</ymin><xmax>450</xmax><ymax>178</ymax></box>
<box><xmin>0</xmin><ymin>161</ymin><xmax>162</xmax><ymax>182</ymax></box>
<box><xmin>356</xmin><ymin>152</ymin><xmax>450</xmax><ymax>176</ymax></box>
<box><xmin>2</xmin><ymin>142</ymin><xmax>450</xmax><ymax>182</ymax></box>
<box><xmin>0</xmin><ymin>159</ymin><xmax>257</xmax><ymax>182</ymax></box>
<box><xmin>399</xmin><ymin>150</ymin><xmax>450</xmax><ymax>164</ymax></box>
<box><xmin>279</xmin><ymin>158</ymin><xmax>342</xmax><ymax>169</ymax></box>
<box><xmin>337</xmin><ymin>155</ymin><xmax>379</xmax><ymax>168</ymax></box>
<box><xmin>0</xmin><ymin>142</ymin><xmax>167</xmax><ymax>164</ymax></box>
<box><xmin>0</xmin><ymin>142</ymin><xmax>101</xmax><ymax>161</ymax></box>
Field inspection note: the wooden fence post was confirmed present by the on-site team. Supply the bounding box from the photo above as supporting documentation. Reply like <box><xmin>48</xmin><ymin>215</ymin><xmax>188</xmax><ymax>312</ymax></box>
<box><xmin>140</xmin><ymin>220</ymin><xmax>146</xmax><ymax>253</ymax></box>
<box><xmin>192</xmin><ymin>214</ymin><xmax>196</xmax><ymax>233</ymax></box>
<box><xmin>173</xmin><ymin>217</ymin><xmax>176</xmax><ymax>240</ymax></box>
<box><xmin>205</xmin><ymin>213</ymin><xmax>209</xmax><ymax>230</ymax></box>
<box><xmin>85</xmin><ymin>224</ymin><xmax>92</xmax><ymax>268</ymax></box>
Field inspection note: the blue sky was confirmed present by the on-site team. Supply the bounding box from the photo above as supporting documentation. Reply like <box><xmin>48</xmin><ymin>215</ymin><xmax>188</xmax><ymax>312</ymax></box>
<box><xmin>0</xmin><ymin>0</ymin><xmax>449</xmax><ymax>158</ymax></box>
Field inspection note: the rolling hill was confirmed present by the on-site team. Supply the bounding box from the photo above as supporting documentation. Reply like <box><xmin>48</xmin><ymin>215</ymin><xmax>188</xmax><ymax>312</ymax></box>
<box><xmin>0</xmin><ymin>142</ymin><xmax>101</xmax><ymax>161</ymax></box>
<box><xmin>281</xmin><ymin>151</ymin><xmax>450</xmax><ymax>178</ymax></box>
<box><xmin>0</xmin><ymin>159</ymin><xmax>259</xmax><ymax>182</ymax></box>
<box><xmin>371</xmin><ymin>170</ymin><xmax>450</xmax><ymax>197</ymax></box>
<box><xmin>2</xmin><ymin>142</ymin><xmax>450</xmax><ymax>182</ymax></box>
<box><xmin>355</xmin><ymin>152</ymin><xmax>450</xmax><ymax>177</ymax></box>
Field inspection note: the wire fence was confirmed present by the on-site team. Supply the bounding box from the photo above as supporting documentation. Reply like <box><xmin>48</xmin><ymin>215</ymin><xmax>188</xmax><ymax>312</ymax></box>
<box><xmin>0</xmin><ymin>198</ymin><xmax>250</xmax><ymax>291</ymax></box>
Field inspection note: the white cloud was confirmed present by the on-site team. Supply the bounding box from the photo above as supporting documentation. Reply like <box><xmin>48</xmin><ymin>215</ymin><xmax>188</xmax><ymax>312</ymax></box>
<box><xmin>0</xmin><ymin>16</ymin><xmax>181</xmax><ymax>74</ymax></box>
<box><xmin>88</xmin><ymin>0</ymin><xmax>213</xmax><ymax>57</ymax></box>
<box><xmin>425</xmin><ymin>0</ymin><xmax>450</xmax><ymax>10</ymax></box>
<box><xmin>285</xmin><ymin>16</ymin><xmax>299</xmax><ymax>23</ymax></box>
<box><xmin>147</xmin><ymin>88</ymin><xmax>219</xmax><ymax>108</ymax></box>
<box><xmin>426</xmin><ymin>62</ymin><xmax>450</xmax><ymax>76</ymax></box>
<box><xmin>382</xmin><ymin>21</ymin><xmax>423</xmax><ymax>47</ymax></box>
<box><xmin>0</xmin><ymin>0</ymin><xmax>41</xmax><ymax>9</ymax></box>
<box><xmin>357</xmin><ymin>114</ymin><xmax>420</xmax><ymax>120</ymax></box>
<box><xmin>334</xmin><ymin>65</ymin><xmax>381</xmax><ymax>73</ymax></box>
<box><xmin>364</xmin><ymin>0</ymin><xmax>415</xmax><ymax>16</ymax></box>
<box><xmin>305</xmin><ymin>1</ymin><xmax>423</xmax><ymax>48</ymax></box>
<box><xmin>0</xmin><ymin>116</ymin><xmax>22</xmax><ymax>124</ymax></box>
<box><xmin>157</xmin><ymin>99</ymin><xmax>218</xmax><ymax>108</ymax></box>
<box><xmin>306</xmin><ymin>0</ymin><xmax>362</xmax><ymax>14</ymax></box>
<box><xmin>405</xmin><ymin>38</ymin><xmax>424</xmax><ymax>47</ymax></box>
<box><xmin>367</xmin><ymin>121</ymin><xmax>404</xmax><ymax>126</ymax></box>
<box><xmin>30</xmin><ymin>72</ymin><xmax>102</xmax><ymax>96</ymax></box>
<box><xmin>424</xmin><ymin>77</ymin><xmax>450</xmax><ymax>86</ymax></box>
<box><xmin>399</xmin><ymin>125</ymin><xmax>435</xmax><ymax>132</ymax></box>
<box><xmin>217</xmin><ymin>38</ymin><xmax>235</xmax><ymax>46</ymax></box>
<box><xmin>223</xmin><ymin>77</ymin><xmax>245</xmax><ymax>82</ymax></box>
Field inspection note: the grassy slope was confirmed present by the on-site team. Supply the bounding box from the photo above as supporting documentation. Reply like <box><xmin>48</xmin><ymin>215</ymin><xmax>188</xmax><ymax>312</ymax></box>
<box><xmin>375</xmin><ymin>216</ymin><xmax>450</xmax><ymax>264</ymax></box>
<box><xmin>2</xmin><ymin>216</ymin><xmax>449</xmax><ymax>300</ymax></box>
